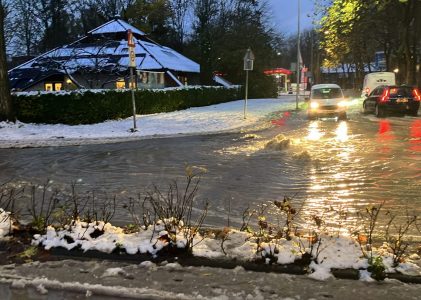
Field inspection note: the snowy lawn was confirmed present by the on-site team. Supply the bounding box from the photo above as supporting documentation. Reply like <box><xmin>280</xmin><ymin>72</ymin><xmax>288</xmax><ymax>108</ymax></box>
<box><xmin>0</xmin><ymin>97</ymin><xmax>297</xmax><ymax>148</ymax></box>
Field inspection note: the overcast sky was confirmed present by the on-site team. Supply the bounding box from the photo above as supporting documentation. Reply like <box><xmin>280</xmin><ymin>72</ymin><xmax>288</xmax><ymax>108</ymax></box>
<box><xmin>266</xmin><ymin>0</ymin><xmax>315</xmax><ymax>34</ymax></box>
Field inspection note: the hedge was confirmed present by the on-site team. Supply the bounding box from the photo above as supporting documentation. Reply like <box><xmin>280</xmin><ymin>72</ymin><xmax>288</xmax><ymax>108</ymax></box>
<box><xmin>12</xmin><ymin>86</ymin><xmax>243</xmax><ymax>125</ymax></box>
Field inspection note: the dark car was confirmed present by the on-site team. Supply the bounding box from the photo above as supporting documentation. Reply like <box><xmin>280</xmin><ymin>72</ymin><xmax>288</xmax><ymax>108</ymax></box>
<box><xmin>363</xmin><ymin>85</ymin><xmax>420</xmax><ymax>117</ymax></box>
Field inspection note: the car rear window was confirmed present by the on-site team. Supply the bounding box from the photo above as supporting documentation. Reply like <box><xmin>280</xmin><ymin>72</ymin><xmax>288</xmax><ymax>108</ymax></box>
<box><xmin>389</xmin><ymin>87</ymin><xmax>413</xmax><ymax>97</ymax></box>
<box><xmin>312</xmin><ymin>88</ymin><xmax>342</xmax><ymax>99</ymax></box>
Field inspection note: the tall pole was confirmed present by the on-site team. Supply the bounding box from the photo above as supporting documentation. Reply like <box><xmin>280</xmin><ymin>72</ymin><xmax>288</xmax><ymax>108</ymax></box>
<box><xmin>244</xmin><ymin>70</ymin><xmax>249</xmax><ymax>119</ymax></box>
<box><xmin>127</xmin><ymin>29</ymin><xmax>137</xmax><ymax>132</ymax></box>
<box><xmin>296</xmin><ymin>0</ymin><xmax>301</xmax><ymax>110</ymax></box>
<box><xmin>130</xmin><ymin>67</ymin><xmax>137</xmax><ymax>131</ymax></box>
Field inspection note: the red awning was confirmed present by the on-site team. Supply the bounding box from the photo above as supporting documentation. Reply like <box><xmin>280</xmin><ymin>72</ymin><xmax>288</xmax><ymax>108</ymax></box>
<box><xmin>264</xmin><ymin>68</ymin><xmax>293</xmax><ymax>75</ymax></box>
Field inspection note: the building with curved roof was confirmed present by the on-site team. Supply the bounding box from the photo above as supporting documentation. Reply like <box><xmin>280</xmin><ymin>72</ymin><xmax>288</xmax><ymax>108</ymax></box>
<box><xmin>8</xmin><ymin>18</ymin><xmax>200</xmax><ymax>91</ymax></box>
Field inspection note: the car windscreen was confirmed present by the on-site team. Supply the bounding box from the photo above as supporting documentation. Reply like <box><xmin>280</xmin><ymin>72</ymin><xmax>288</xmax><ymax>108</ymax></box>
<box><xmin>311</xmin><ymin>88</ymin><xmax>342</xmax><ymax>99</ymax></box>
<box><xmin>389</xmin><ymin>87</ymin><xmax>413</xmax><ymax>97</ymax></box>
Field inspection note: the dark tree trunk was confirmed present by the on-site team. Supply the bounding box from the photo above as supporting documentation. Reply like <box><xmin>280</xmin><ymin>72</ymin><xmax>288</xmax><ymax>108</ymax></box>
<box><xmin>0</xmin><ymin>1</ymin><xmax>14</xmax><ymax>122</ymax></box>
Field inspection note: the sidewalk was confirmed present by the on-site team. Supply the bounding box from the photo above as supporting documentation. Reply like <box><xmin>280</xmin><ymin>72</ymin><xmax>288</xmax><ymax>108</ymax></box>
<box><xmin>0</xmin><ymin>259</ymin><xmax>420</xmax><ymax>300</ymax></box>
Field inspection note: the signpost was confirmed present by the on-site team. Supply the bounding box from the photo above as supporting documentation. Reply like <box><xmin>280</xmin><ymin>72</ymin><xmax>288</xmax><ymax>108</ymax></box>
<box><xmin>243</xmin><ymin>48</ymin><xmax>254</xmax><ymax>119</ymax></box>
<box><xmin>127</xmin><ymin>29</ymin><xmax>137</xmax><ymax>131</ymax></box>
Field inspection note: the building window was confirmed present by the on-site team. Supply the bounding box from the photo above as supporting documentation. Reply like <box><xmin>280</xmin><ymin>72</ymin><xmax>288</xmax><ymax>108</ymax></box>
<box><xmin>45</xmin><ymin>82</ymin><xmax>63</xmax><ymax>91</ymax></box>
<box><xmin>55</xmin><ymin>83</ymin><xmax>62</xmax><ymax>91</ymax></box>
<box><xmin>45</xmin><ymin>83</ymin><xmax>53</xmax><ymax>91</ymax></box>
<box><xmin>177</xmin><ymin>76</ymin><xmax>188</xmax><ymax>86</ymax></box>
<box><xmin>128</xmin><ymin>80</ymin><xmax>136</xmax><ymax>89</ymax></box>
<box><xmin>116</xmin><ymin>80</ymin><xmax>125</xmax><ymax>89</ymax></box>
<box><xmin>136</xmin><ymin>71</ymin><xmax>165</xmax><ymax>89</ymax></box>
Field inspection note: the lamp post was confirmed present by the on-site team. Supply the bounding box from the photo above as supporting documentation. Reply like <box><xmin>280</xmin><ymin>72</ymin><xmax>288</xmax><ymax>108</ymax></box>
<box><xmin>243</xmin><ymin>48</ymin><xmax>255</xmax><ymax>119</ymax></box>
<box><xmin>296</xmin><ymin>0</ymin><xmax>301</xmax><ymax>110</ymax></box>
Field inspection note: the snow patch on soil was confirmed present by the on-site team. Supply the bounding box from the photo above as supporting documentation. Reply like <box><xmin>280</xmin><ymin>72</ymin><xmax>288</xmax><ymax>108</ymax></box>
<box><xmin>0</xmin><ymin>209</ymin><xmax>12</xmax><ymax>238</ymax></box>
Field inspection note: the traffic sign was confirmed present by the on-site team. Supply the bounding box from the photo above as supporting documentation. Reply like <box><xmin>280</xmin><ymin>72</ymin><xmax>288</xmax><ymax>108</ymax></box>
<box><xmin>243</xmin><ymin>48</ymin><xmax>255</xmax><ymax>71</ymax></box>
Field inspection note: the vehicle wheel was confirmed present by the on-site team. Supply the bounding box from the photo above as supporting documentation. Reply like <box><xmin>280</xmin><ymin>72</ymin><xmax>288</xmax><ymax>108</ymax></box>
<box><xmin>375</xmin><ymin>105</ymin><xmax>386</xmax><ymax>118</ymax></box>
<box><xmin>338</xmin><ymin>112</ymin><xmax>347</xmax><ymax>120</ymax></box>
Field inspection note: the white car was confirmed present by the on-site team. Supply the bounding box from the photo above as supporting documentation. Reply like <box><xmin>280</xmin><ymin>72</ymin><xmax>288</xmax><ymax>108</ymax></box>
<box><xmin>307</xmin><ymin>84</ymin><xmax>349</xmax><ymax>120</ymax></box>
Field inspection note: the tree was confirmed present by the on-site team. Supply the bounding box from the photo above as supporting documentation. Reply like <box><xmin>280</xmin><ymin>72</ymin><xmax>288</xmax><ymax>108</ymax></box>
<box><xmin>13</xmin><ymin>0</ymin><xmax>41</xmax><ymax>56</ymax></box>
<box><xmin>192</xmin><ymin>0</ymin><xmax>218</xmax><ymax>84</ymax></box>
<box><xmin>319</xmin><ymin>0</ymin><xmax>421</xmax><ymax>85</ymax></box>
<box><xmin>168</xmin><ymin>0</ymin><xmax>192</xmax><ymax>50</ymax></box>
<box><xmin>185</xmin><ymin>0</ymin><xmax>279</xmax><ymax>95</ymax></box>
<box><xmin>0</xmin><ymin>0</ymin><xmax>14</xmax><ymax>122</ymax></box>
<box><xmin>126</xmin><ymin>0</ymin><xmax>172</xmax><ymax>44</ymax></box>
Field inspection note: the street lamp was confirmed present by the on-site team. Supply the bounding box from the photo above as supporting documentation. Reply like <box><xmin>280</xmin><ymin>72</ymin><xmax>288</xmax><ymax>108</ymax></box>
<box><xmin>243</xmin><ymin>48</ymin><xmax>255</xmax><ymax>119</ymax></box>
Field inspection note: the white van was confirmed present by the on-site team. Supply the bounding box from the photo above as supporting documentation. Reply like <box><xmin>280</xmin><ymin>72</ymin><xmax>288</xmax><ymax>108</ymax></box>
<box><xmin>361</xmin><ymin>72</ymin><xmax>396</xmax><ymax>98</ymax></box>
<box><xmin>308</xmin><ymin>84</ymin><xmax>349</xmax><ymax>120</ymax></box>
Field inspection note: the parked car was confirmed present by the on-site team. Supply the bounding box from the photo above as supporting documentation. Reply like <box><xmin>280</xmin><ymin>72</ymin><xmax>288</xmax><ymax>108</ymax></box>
<box><xmin>361</xmin><ymin>72</ymin><xmax>396</xmax><ymax>98</ymax></box>
<box><xmin>362</xmin><ymin>85</ymin><xmax>420</xmax><ymax>117</ymax></box>
<box><xmin>307</xmin><ymin>84</ymin><xmax>349</xmax><ymax>120</ymax></box>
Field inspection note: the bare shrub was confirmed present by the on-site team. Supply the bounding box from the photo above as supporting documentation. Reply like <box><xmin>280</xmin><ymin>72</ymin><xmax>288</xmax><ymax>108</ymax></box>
<box><xmin>82</xmin><ymin>191</ymin><xmax>116</xmax><ymax>226</ymax></box>
<box><xmin>27</xmin><ymin>181</ymin><xmax>59</xmax><ymax>232</ymax></box>
<box><xmin>384</xmin><ymin>210</ymin><xmax>418</xmax><ymax>267</ymax></box>
<box><xmin>0</xmin><ymin>182</ymin><xmax>24</xmax><ymax>225</ymax></box>
<box><xmin>355</xmin><ymin>201</ymin><xmax>385</xmax><ymax>260</ymax></box>
<box><xmin>130</xmin><ymin>165</ymin><xmax>209</xmax><ymax>254</ymax></box>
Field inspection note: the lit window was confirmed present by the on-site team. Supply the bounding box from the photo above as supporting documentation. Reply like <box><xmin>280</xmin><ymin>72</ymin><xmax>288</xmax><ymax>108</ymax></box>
<box><xmin>129</xmin><ymin>81</ymin><xmax>136</xmax><ymax>89</ymax></box>
<box><xmin>55</xmin><ymin>83</ymin><xmax>62</xmax><ymax>91</ymax></box>
<box><xmin>45</xmin><ymin>83</ymin><xmax>53</xmax><ymax>91</ymax></box>
<box><xmin>116</xmin><ymin>80</ymin><xmax>125</xmax><ymax>89</ymax></box>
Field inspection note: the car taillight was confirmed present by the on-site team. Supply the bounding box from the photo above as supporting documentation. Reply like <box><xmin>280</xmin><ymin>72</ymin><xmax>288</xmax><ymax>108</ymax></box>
<box><xmin>380</xmin><ymin>88</ymin><xmax>390</xmax><ymax>102</ymax></box>
<box><xmin>413</xmin><ymin>88</ymin><xmax>421</xmax><ymax>101</ymax></box>
<box><xmin>365</xmin><ymin>87</ymin><xmax>370</xmax><ymax>95</ymax></box>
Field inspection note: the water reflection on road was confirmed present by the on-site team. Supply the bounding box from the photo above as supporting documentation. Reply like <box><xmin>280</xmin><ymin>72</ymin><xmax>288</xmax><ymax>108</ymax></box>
<box><xmin>0</xmin><ymin>111</ymin><xmax>420</xmax><ymax>235</ymax></box>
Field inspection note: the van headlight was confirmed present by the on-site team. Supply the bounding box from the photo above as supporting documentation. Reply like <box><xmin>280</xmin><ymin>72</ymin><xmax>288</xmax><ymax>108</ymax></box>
<box><xmin>338</xmin><ymin>101</ymin><xmax>349</xmax><ymax>107</ymax></box>
<box><xmin>310</xmin><ymin>102</ymin><xmax>319</xmax><ymax>109</ymax></box>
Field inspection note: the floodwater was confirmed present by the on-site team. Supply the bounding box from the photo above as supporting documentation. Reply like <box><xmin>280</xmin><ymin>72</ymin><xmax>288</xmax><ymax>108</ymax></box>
<box><xmin>0</xmin><ymin>107</ymin><xmax>420</xmax><ymax>236</ymax></box>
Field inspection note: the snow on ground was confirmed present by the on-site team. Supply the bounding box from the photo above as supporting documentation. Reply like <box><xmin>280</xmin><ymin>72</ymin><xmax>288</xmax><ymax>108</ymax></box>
<box><xmin>30</xmin><ymin>220</ymin><xmax>421</xmax><ymax>281</ymax></box>
<box><xmin>0</xmin><ymin>209</ymin><xmax>12</xmax><ymax>238</ymax></box>
<box><xmin>2</xmin><ymin>259</ymin><xmax>421</xmax><ymax>300</ymax></box>
<box><xmin>0</xmin><ymin>98</ymin><xmax>298</xmax><ymax>148</ymax></box>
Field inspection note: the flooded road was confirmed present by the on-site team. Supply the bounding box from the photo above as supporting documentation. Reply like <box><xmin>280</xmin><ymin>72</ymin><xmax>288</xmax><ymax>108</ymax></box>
<box><xmin>0</xmin><ymin>107</ymin><xmax>420</xmax><ymax>235</ymax></box>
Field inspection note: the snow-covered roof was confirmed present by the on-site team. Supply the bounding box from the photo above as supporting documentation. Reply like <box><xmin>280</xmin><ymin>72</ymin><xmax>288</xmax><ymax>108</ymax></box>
<box><xmin>8</xmin><ymin>19</ymin><xmax>200</xmax><ymax>89</ymax></box>
<box><xmin>88</xmin><ymin>19</ymin><xmax>145</xmax><ymax>36</ymax></box>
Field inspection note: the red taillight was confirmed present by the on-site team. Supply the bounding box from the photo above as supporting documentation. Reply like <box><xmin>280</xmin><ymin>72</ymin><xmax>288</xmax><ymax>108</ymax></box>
<box><xmin>380</xmin><ymin>88</ymin><xmax>390</xmax><ymax>102</ymax></box>
<box><xmin>413</xmin><ymin>88</ymin><xmax>421</xmax><ymax>101</ymax></box>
